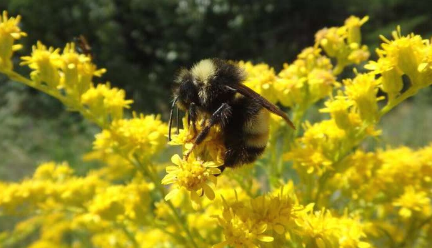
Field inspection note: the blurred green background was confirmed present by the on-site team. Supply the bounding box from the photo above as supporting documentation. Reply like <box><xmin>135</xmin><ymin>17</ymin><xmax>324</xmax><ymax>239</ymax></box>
<box><xmin>0</xmin><ymin>0</ymin><xmax>431</xmax><ymax>182</ymax></box>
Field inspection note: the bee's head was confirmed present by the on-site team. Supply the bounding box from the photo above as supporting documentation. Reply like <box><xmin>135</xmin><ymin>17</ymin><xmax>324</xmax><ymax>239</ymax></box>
<box><xmin>174</xmin><ymin>69</ymin><xmax>200</xmax><ymax>110</ymax></box>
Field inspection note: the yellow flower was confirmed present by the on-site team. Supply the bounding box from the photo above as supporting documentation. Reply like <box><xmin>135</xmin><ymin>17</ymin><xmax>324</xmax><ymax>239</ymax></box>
<box><xmin>365</xmin><ymin>58</ymin><xmax>403</xmax><ymax>98</ymax></box>
<box><xmin>20</xmin><ymin>42</ymin><xmax>62</xmax><ymax>89</ymax></box>
<box><xmin>238</xmin><ymin>61</ymin><xmax>278</xmax><ymax>103</ymax></box>
<box><xmin>307</xmin><ymin>68</ymin><xmax>337</xmax><ymax>103</ymax></box>
<box><xmin>135</xmin><ymin>228</ymin><xmax>171</xmax><ymax>248</ymax></box>
<box><xmin>315</xmin><ymin>16</ymin><xmax>369</xmax><ymax>74</ymax></box>
<box><xmin>374</xmin><ymin>26</ymin><xmax>430</xmax><ymax>87</ymax></box>
<box><xmin>375</xmin><ymin>147</ymin><xmax>419</xmax><ymax>194</ymax></box>
<box><xmin>33</xmin><ymin>161</ymin><xmax>74</xmax><ymax>181</ymax></box>
<box><xmin>285</xmin><ymin>119</ymin><xmax>350</xmax><ymax>175</ymax></box>
<box><xmin>344</xmin><ymin>16</ymin><xmax>369</xmax><ymax>44</ymax></box>
<box><xmin>296</xmin><ymin>210</ymin><xmax>371</xmax><ymax>248</ymax></box>
<box><xmin>285</xmin><ymin>145</ymin><xmax>333</xmax><ymax>175</ymax></box>
<box><xmin>348</xmin><ymin>44</ymin><xmax>370</xmax><ymax>64</ymax></box>
<box><xmin>0</xmin><ymin>162</ymin><xmax>106</xmax><ymax>215</ymax></box>
<box><xmin>214</xmin><ymin>206</ymin><xmax>274</xmax><ymax>248</ymax></box>
<box><xmin>162</xmin><ymin>154</ymin><xmax>221</xmax><ymax>205</ymax></box>
<box><xmin>344</xmin><ymin>73</ymin><xmax>381</xmax><ymax>123</ymax></box>
<box><xmin>84</xmin><ymin>152</ymin><xmax>135</xmax><ymax>181</ymax></box>
<box><xmin>250</xmin><ymin>185</ymin><xmax>308</xmax><ymax>235</ymax></box>
<box><xmin>320</xmin><ymin>95</ymin><xmax>353</xmax><ymax>130</ymax></box>
<box><xmin>0</xmin><ymin>11</ymin><xmax>26</xmax><ymax>72</ymax></box>
<box><xmin>275</xmin><ymin>47</ymin><xmax>336</xmax><ymax>107</ymax></box>
<box><xmin>327</xmin><ymin>150</ymin><xmax>380</xmax><ymax>200</ymax></box>
<box><xmin>393</xmin><ymin>186</ymin><xmax>431</xmax><ymax>219</ymax></box>
<box><xmin>88</xmin><ymin>179</ymin><xmax>153</xmax><ymax>222</ymax></box>
<box><xmin>90</xmin><ymin>229</ymin><xmax>132</xmax><ymax>248</ymax></box>
<box><xmin>81</xmin><ymin>83</ymin><xmax>133</xmax><ymax>125</ymax></box>
<box><xmin>94</xmin><ymin>114</ymin><xmax>167</xmax><ymax>160</ymax></box>
<box><xmin>60</xmin><ymin>43</ymin><xmax>106</xmax><ymax>98</ymax></box>
<box><xmin>315</xmin><ymin>27</ymin><xmax>346</xmax><ymax>58</ymax></box>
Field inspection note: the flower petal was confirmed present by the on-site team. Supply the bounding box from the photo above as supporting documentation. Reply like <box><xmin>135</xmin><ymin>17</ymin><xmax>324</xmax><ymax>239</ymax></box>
<box><xmin>203</xmin><ymin>184</ymin><xmax>215</xmax><ymax>200</ymax></box>
<box><xmin>171</xmin><ymin>154</ymin><xmax>182</xmax><ymax>165</ymax></box>
<box><xmin>164</xmin><ymin>188</ymin><xmax>179</xmax><ymax>201</ymax></box>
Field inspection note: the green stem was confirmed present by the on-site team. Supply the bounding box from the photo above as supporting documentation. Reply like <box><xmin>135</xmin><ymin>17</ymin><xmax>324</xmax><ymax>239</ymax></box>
<box><xmin>232</xmin><ymin>174</ymin><xmax>254</xmax><ymax>198</ymax></box>
<box><xmin>5</xmin><ymin>70</ymin><xmax>106</xmax><ymax>128</ymax></box>
<box><xmin>292</xmin><ymin>104</ymin><xmax>307</xmax><ymax>138</ymax></box>
<box><xmin>380</xmin><ymin>87</ymin><xmax>419</xmax><ymax>118</ymax></box>
<box><xmin>274</xmin><ymin>104</ymin><xmax>307</xmax><ymax>180</ymax></box>
<box><xmin>332</xmin><ymin>61</ymin><xmax>346</xmax><ymax>76</ymax></box>
<box><xmin>130</xmin><ymin>157</ymin><xmax>199</xmax><ymax>248</ymax></box>
<box><xmin>117</xmin><ymin>223</ymin><xmax>140</xmax><ymax>248</ymax></box>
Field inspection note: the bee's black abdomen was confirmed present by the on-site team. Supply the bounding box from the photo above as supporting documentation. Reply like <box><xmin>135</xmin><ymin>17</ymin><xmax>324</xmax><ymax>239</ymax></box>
<box><xmin>222</xmin><ymin>95</ymin><xmax>270</xmax><ymax>168</ymax></box>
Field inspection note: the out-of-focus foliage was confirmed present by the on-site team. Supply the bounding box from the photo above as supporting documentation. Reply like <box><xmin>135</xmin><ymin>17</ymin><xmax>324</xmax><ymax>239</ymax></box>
<box><xmin>1</xmin><ymin>11</ymin><xmax>431</xmax><ymax>248</ymax></box>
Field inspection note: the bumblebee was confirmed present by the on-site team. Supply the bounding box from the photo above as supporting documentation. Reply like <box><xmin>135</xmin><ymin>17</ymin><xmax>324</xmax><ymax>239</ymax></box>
<box><xmin>169</xmin><ymin>59</ymin><xmax>294</xmax><ymax>172</ymax></box>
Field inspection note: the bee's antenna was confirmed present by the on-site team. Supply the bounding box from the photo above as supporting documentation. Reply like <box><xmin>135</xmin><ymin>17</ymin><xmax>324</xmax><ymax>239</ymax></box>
<box><xmin>176</xmin><ymin>105</ymin><xmax>180</xmax><ymax>135</ymax></box>
<box><xmin>168</xmin><ymin>96</ymin><xmax>178</xmax><ymax>141</ymax></box>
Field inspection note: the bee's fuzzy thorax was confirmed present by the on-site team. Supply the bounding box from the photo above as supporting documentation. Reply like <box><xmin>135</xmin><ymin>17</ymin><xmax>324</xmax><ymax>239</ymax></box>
<box><xmin>191</xmin><ymin>59</ymin><xmax>216</xmax><ymax>85</ymax></box>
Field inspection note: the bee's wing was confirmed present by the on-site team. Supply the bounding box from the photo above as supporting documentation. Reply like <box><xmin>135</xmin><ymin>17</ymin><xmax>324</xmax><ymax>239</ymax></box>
<box><xmin>232</xmin><ymin>83</ymin><xmax>295</xmax><ymax>129</ymax></box>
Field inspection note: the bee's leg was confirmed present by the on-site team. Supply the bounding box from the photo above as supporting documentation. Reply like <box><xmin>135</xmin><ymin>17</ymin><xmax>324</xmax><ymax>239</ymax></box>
<box><xmin>216</xmin><ymin>165</ymin><xmax>225</xmax><ymax>176</ymax></box>
<box><xmin>188</xmin><ymin>102</ymin><xmax>197</xmax><ymax>133</ymax></box>
<box><xmin>200</xmin><ymin>119</ymin><xmax>206</xmax><ymax>127</ymax></box>
<box><xmin>185</xmin><ymin>103</ymin><xmax>231</xmax><ymax>160</ymax></box>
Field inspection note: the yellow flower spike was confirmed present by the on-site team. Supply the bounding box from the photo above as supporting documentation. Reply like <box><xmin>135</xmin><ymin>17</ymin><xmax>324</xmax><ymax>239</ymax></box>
<box><xmin>238</xmin><ymin>61</ymin><xmax>278</xmax><ymax>103</ymax></box>
<box><xmin>344</xmin><ymin>73</ymin><xmax>381</xmax><ymax>123</ymax></box>
<box><xmin>94</xmin><ymin>114</ymin><xmax>167</xmax><ymax>160</ymax></box>
<box><xmin>345</xmin><ymin>16</ymin><xmax>369</xmax><ymax>44</ymax></box>
<box><xmin>393</xmin><ymin>186</ymin><xmax>431</xmax><ymax>219</ymax></box>
<box><xmin>283</xmin><ymin>119</ymin><xmax>347</xmax><ymax>175</ymax></box>
<box><xmin>88</xmin><ymin>180</ymin><xmax>153</xmax><ymax>222</ymax></box>
<box><xmin>60</xmin><ymin>42</ymin><xmax>106</xmax><ymax>98</ymax></box>
<box><xmin>307</xmin><ymin>69</ymin><xmax>337</xmax><ymax>103</ymax></box>
<box><xmin>365</xmin><ymin>57</ymin><xmax>403</xmax><ymax>99</ymax></box>
<box><xmin>81</xmin><ymin>83</ymin><xmax>133</xmax><ymax>125</ymax></box>
<box><xmin>20</xmin><ymin>42</ymin><xmax>62</xmax><ymax>89</ymax></box>
<box><xmin>316</xmin><ymin>16</ymin><xmax>369</xmax><ymax>75</ymax></box>
<box><xmin>250</xmin><ymin>186</ymin><xmax>306</xmax><ymax>235</ymax></box>
<box><xmin>320</xmin><ymin>94</ymin><xmax>353</xmax><ymax>130</ymax></box>
<box><xmin>162</xmin><ymin>153</ymin><xmax>221</xmax><ymax>206</ymax></box>
<box><xmin>214</xmin><ymin>208</ymin><xmax>272</xmax><ymax>248</ymax></box>
<box><xmin>275</xmin><ymin>47</ymin><xmax>336</xmax><ymax>108</ymax></box>
<box><xmin>375</xmin><ymin>26</ymin><xmax>428</xmax><ymax>87</ymax></box>
<box><xmin>33</xmin><ymin>161</ymin><xmax>74</xmax><ymax>181</ymax></box>
<box><xmin>0</xmin><ymin>11</ymin><xmax>27</xmax><ymax>72</ymax></box>
<box><xmin>348</xmin><ymin>44</ymin><xmax>370</xmax><ymax>64</ymax></box>
<box><xmin>315</xmin><ymin>27</ymin><xmax>344</xmax><ymax>58</ymax></box>
<box><xmin>296</xmin><ymin>209</ymin><xmax>371</xmax><ymax>248</ymax></box>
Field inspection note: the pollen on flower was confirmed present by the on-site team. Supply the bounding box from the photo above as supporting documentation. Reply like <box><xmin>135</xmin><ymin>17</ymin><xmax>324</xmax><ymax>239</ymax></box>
<box><xmin>162</xmin><ymin>154</ymin><xmax>221</xmax><ymax>205</ymax></box>
<box><xmin>20</xmin><ymin>42</ymin><xmax>62</xmax><ymax>88</ymax></box>
<box><xmin>81</xmin><ymin>83</ymin><xmax>134</xmax><ymax>124</ymax></box>
<box><xmin>170</xmin><ymin>116</ymin><xmax>226</xmax><ymax>164</ymax></box>
<box><xmin>274</xmin><ymin>47</ymin><xmax>337</xmax><ymax>108</ymax></box>
<box><xmin>344</xmin><ymin>73</ymin><xmax>381</xmax><ymax>123</ymax></box>
<box><xmin>93</xmin><ymin>113</ymin><xmax>167</xmax><ymax>160</ymax></box>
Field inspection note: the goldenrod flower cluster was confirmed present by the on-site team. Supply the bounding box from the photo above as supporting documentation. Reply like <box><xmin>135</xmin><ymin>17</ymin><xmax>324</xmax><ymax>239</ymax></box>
<box><xmin>1</xmin><ymin>11</ymin><xmax>431</xmax><ymax>248</ymax></box>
